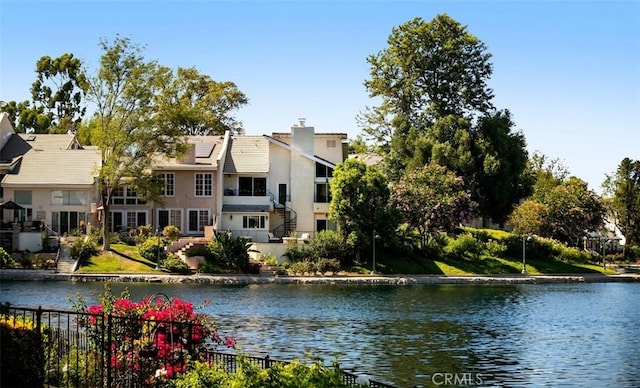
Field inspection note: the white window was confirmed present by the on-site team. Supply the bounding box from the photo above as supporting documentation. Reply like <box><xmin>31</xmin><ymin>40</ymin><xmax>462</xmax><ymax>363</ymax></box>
<box><xmin>242</xmin><ymin>215</ymin><xmax>266</xmax><ymax>229</ymax></box>
<box><xmin>51</xmin><ymin>190</ymin><xmax>88</xmax><ymax>206</ymax></box>
<box><xmin>111</xmin><ymin>187</ymin><xmax>125</xmax><ymax>204</ymax></box>
<box><xmin>160</xmin><ymin>173</ymin><xmax>175</xmax><ymax>197</ymax></box>
<box><xmin>159</xmin><ymin>209</ymin><xmax>182</xmax><ymax>230</ymax></box>
<box><xmin>327</xmin><ymin>139</ymin><xmax>337</xmax><ymax>148</ymax></box>
<box><xmin>14</xmin><ymin>190</ymin><xmax>32</xmax><ymax>205</ymax></box>
<box><xmin>188</xmin><ymin>209</ymin><xmax>210</xmax><ymax>232</ymax></box>
<box><xmin>315</xmin><ymin>183</ymin><xmax>331</xmax><ymax>203</ymax></box>
<box><xmin>126</xmin><ymin>211</ymin><xmax>147</xmax><ymax>229</ymax></box>
<box><xmin>195</xmin><ymin>173</ymin><xmax>213</xmax><ymax>197</ymax></box>
<box><xmin>110</xmin><ymin>186</ymin><xmax>144</xmax><ymax>205</ymax></box>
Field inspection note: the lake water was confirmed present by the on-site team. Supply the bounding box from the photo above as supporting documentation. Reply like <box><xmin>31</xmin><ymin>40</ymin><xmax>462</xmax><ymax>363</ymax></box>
<box><xmin>1</xmin><ymin>281</ymin><xmax>638</xmax><ymax>387</ymax></box>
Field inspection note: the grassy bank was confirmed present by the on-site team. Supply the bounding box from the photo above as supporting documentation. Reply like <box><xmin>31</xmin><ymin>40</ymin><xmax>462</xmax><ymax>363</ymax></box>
<box><xmin>75</xmin><ymin>244</ymin><xmax>158</xmax><ymax>274</ymax></box>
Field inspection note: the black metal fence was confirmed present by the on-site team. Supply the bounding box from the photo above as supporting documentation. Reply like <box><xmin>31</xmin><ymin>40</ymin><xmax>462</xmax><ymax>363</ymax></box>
<box><xmin>0</xmin><ymin>304</ymin><xmax>398</xmax><ymax>388</ymax></box>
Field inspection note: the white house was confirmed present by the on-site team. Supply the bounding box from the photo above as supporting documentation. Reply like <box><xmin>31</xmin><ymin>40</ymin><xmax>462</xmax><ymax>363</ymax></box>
<box><xmin>220</xmin><ymin>119</ymin><xmax>347</xmax><ymax>243</ymax></box>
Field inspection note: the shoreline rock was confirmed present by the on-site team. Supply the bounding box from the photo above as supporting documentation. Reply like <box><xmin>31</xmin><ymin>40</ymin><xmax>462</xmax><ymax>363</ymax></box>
<box><xmin>1</xmin><ymin>269</ymin><xmax>638</xmax><ymax>285</ymax></box>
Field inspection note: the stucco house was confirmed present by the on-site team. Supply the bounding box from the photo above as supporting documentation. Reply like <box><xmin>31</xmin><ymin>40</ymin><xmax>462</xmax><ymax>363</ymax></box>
<box><xmin>88</xmin><ymin>132</ymin><xmax>229</xmax><ymax>236</ymax></box>
<box><xmin>0</xmin><ymin>113</ymin><xmax>101</xmax><ymax>251</ymax></box>
<box><xmin>0</xmin><ymin>113</ymin><xmax>348</xmax><ymax>255</ymax></box>
<box><xmin>220</xmin><ymin>119</ymin><xmax>347</xmax><ymax>243</ymax></box>
<box><xmin>146</xmin><ymin>133</ymin><xmax>228</xmax><ymax>235</ymax></box>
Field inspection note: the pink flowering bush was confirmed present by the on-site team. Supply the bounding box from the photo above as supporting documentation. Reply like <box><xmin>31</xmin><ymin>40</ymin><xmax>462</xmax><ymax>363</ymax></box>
<box><xmin>71</xmin><ymin>284</ymin><xmax>235</xmax><ymax>386</ymax></box>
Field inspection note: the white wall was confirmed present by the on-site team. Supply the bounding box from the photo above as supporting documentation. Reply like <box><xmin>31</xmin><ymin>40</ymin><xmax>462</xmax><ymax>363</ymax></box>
<box><xmin>19</xmin><ymin>232</ymin><xmax>42</xmax><ymax>252</ymax></box>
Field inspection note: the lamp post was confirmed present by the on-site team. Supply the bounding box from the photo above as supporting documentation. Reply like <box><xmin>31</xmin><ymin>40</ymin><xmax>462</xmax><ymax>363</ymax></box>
<box><xmin>522</xmin><ymin>235</ymin><xmax>531</xmax><ymax>274</ymax></box>
<box><xmin>156</xmin><ymin>227</ymin><xmax>162</xmax><ymax>271</ymax></box>
<box><xmin>601</xmin><ymin>238</ymin><xmax>610</xmax><ymax>269</ymax></box>
<box><xmin>372</xmin><ymin>229</ymin><xmax>380</xmax><ymax>275</ymax></box>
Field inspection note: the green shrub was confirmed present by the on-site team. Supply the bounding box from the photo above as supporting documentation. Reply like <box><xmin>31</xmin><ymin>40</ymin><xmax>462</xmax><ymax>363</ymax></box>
<box><xmin>162</xmin><ymin>253</ymin><xmax>189</xmax><ymax>274</ymax></box>
<box><xmin>186</xmin><ymin>245</ymin><xmax>209</xmax><ymax>258</ymax></box>
<box><xmin>315</xmin><ymin>258</ymin><xmax>341</xmax><ymax>274</ymax></box>
<box><xmin>0</xmin><ymin>315</ymin><xmax>45</xmax><ymax>387</ymax></box>
<box><xmin>464</xmin><ymin>227</ymin><xmax>491</xmax><ymax>243</ymax></box>
<box><xmin>307</xmin><ymin>230</ymin><xmax>350</xmax><ymax>265</ymax></box>
<box><xmin>504</xmin><ymin>235</ymin><xmax>554</xmax><ymax>260</ymax></box>
<box><xmin>137</xmin><ymin>224</ymin><xmax>153</xmax><ymax>238</ymax></box>
<box><xmin>260</xmin><ymin>253</ymin><xmax>278</xmax><ymax>266</ymax></box>
<box><xmin>557</xmin><ymin>245</ymin><xmax>592</xmax><ymax>263</ymax></box>
<box><xmin>289</xmin><ymin>260</ymin><xmax>315</xmax><ymax>275</ymax></box>
<box><xmin>205</xmin><ymin>232</ymin><xmax>251</xmax><ymax>272</ymax></box>
<box><xmin>485</xmin><ymin>240</ymin><xmax>507</xmax><ymax>257</ymax></box>
<box><xmin>171</xmin><ymin>357</ymin><xmax>357</xmax><ymax>388</ymax></box>
<box><xmin>18</xmin><ymin>254</ymin><xmax>33</xmax><ymax>268</ymax></box>
<box><xmin>89</xmin><ymin>227</ymin><xmax>104</xmax><ymax>245</ymax></box>
<box><xmin>137</xmin><ymin>238</ymin><xmax>167</xmax><ymax>263</ymax></box>
<box><xmin>163</xmin><ymin>225</ymin><xmax>180</xmax><ymax>241</ymax></box>
<box><xmin>284</xmin><ymin>242</ymin><xmax>310</xmax><ymax>263</ymax></box>
<box><xmin>445</xmin><ymin>233</ymin><xmax>483</xmax><ymax>260</ymax></box>
<box><xmin>71</xmin><ymin>237</ymin><xmax>98</xmax><ymax>264</ymax></box>
<box><xmin>626</xmin><ymin>244</ymin><xmax>640</xmax><ymax>261</ymax></box>
<box><xmin>0</xmin><ymin>247</ymin><xmax>14</xmax><ymax>268</ymax></box>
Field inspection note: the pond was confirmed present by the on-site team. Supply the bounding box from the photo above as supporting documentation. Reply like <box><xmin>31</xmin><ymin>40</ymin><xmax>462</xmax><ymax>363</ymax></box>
<box><xmin>1</xmin><ymin>281</ymin><xmax>638</xmax><ymax>387</ymax></box>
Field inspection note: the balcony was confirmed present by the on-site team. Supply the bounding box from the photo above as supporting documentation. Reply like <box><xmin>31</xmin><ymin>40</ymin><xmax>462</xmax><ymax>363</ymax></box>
<box><xmin>223</xmin><ymin>188</ymin><xmax>273</xmax><ymax>208</ymax></box>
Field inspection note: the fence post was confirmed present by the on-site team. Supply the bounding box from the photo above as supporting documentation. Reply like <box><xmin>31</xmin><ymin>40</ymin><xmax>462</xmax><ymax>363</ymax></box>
<box><xmin>265</xmin><ymin>355</ymin><xmax>271</xmax><ymax>369</ymax></box>
<box><xmin>36</xmin><ymin>306</ymin><xmax>44</xmax><ymax>385</ymax></box>
<box><xmin>106</xmin><ymin>313</ymin><xmax>113</xmax><ymax>388</ymax></box>
<box><xmin>35</xmin><ymin>306</ymin><xmax>42</xmax><ymax>333</ymax></box>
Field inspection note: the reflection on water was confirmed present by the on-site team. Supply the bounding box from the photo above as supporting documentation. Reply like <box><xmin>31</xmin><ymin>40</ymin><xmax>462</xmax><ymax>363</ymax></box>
<box><xmin>1</xmin><ymin>281</ymin><xmax>639</xmax><ymax>387</ymax></box>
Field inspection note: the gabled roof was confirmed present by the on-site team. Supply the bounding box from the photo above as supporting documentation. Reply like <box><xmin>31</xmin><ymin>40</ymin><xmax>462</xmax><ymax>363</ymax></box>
<box><xmin>223</xmin><ymin>136</ymin><xmax>269</xmax><ymax>174</ymax></box>
<box><xmin>1</xmin><ymin>134</ymin><xmax>100</xmax><ymax>186</ymax></box>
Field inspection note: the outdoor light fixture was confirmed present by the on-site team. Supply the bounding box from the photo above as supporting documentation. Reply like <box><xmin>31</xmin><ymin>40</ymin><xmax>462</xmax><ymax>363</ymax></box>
<box><xmin>372</xmin><ymin>230</ymin><xmax>381</xmax><ymax>274</ymax></box>
<box><xmin>156</xmin><ymin>227</ymin><xmax>163</xmax><ymax>271</ymax></box>
<box><xmin>522</xmin><ymin>235</ymin><xmax>532</xmax><ymax>274</ymax></box>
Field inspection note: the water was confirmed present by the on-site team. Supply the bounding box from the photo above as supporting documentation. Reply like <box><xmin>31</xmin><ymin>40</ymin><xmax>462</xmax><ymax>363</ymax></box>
<box><xmin>1</xmin><ymin>281</ymin><xmax>638</xmax><ymax>387</ymax></box>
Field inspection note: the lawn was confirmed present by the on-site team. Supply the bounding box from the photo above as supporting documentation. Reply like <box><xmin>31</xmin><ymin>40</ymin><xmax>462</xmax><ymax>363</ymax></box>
<box><xmin>379</xmin><ymin>254</ymin><xmax>617</xmax><ymax>276</ymax></box>
<box><xmin>75</xmin><ymin>244</ymin><xmax>158</xmax><ymax>273</ymax></box>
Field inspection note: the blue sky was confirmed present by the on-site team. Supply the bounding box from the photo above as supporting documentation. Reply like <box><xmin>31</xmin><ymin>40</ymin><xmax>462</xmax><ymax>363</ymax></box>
<box><xmin>1</xmin><ymin>1</ymin><xmax>638</xmax><ymax>193</ymax></box>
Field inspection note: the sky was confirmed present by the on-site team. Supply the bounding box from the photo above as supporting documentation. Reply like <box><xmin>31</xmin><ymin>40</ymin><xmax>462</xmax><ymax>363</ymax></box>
<box><xmin>1</xmin><ymin>0</ymin><xmax>638</xmax><ymax>193</ymax></box>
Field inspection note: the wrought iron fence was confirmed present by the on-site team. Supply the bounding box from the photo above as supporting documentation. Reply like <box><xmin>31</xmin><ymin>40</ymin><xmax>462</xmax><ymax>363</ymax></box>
<box><xmin>0</xmin><ymin>303</ymin><xmax>398</xmax><ymax>388</ymax></box>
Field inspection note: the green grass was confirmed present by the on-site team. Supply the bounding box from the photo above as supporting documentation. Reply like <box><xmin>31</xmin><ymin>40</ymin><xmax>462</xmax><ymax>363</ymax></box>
<box><xmin>110</xmin><ymin>244</ymin><xmax>157</xmax><ymax>266</ymax></box>
<box><xmin>76</xmin><ymin>244</ymin><xmax>158</xmax><ymax>273</ymax></box>
<box><xmin>378</xmin><ymin>251</ymin><xmax>617</xmax><ymax>276</ymax></box>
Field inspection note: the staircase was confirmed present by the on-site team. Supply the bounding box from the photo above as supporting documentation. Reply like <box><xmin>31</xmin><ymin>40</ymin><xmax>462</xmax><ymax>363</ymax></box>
<box><xmin>56</xmin><ymin>236</ymin><xmax>77</xmax><ymax>273</ymax></box>
<box><xmin>273</xmin><ymin>205</ymin><xmax>297</xmax><ymax>238</ymax></box>
<box><xmin>166</xmin><ymin>237</ymin><xmax>209</xmax><ymax>262</ymax></box>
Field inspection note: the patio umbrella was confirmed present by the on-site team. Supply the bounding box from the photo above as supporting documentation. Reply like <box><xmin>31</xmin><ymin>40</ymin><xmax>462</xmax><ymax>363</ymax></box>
<box><xmin>0</xmin><ymin>201</ymin><xmax>24</xmax><ymax>210</ymax></box>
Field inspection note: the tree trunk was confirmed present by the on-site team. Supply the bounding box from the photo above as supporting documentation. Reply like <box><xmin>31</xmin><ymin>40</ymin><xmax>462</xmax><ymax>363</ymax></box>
<box><xmin>102</xmin><ymin>201</ymin><xmax>110</xmax><ymax>251</ymax></box>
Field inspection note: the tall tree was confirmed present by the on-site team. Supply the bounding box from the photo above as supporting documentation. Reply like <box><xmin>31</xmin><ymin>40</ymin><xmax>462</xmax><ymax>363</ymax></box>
<box><xmin>508</xmin><ymin>200</ymin><xmax>548</xmax><ymax>236</ymax></box>
<box><xmin>360</xmin><ymin>14</ymin><xmax>530</xmax><ymax>220</ymax></box>
<box><xmin>362</xmin><ymin>14</ymin><xmax>493</xmax><ymax>158</ymax></box>
<box><xmin>604</xmin><ymin>158</ymin><xmax>640</xmax><ymax>251</ymax></box>
<box><xmin>390</xmin><ymin>163</ymin><xmax>476</xmax><ymax>251</ymax></box>
<box><xmin>0</xmin><ymin>100</ymin><xmax>32</xmax><ymax>133</ymax></box>
<box><xmin>543</xmin><ymin>177</ymin><xmax>604</xmax><ymax>246</ymax></box>
<box><xmin>512</xmin><ymin>161</ymin><xmax>605</xmax><ymax>247</ymax></box>
<box><xmin>31</xmin><ymin>54</ymin><xmax>89</xmax><ymax>133</ymax></box>
<box><xmin>155</xmin><ymin>67</ymin><xmax>248</xmax><ymax>136</ymax></box>
<box><xmin>528</xmin><ymin>151</ymin><xmax>570</xmax><ymax>203</ymax></box>
<box><xmin>87</xmin><ymin>36</ymin><xmax>186</xmax><ymax>251</ymax></box>
<box><xmin>471</xmin><ymin>110</ymin><xmax>533</xmax><ymax>225</ymax></box>
<box><xmin>2</xmin><ymin>54</ymin><xmax>88</xmax><ymax>133</ymax></box>
<box><xmin>329</xmin><ymin>158</ymin><xmax>397</xmax><ymax>257</ymax></box>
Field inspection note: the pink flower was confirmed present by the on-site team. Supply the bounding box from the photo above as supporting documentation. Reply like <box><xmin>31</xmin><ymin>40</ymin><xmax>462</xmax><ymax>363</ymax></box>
<box><xmin>87</xmin><ymin>304</ymin><xmax>103</xmax><ymax>325</ymax></box>
<box><xmin>224</xmin><ymin>336</ymin><xmax>237</xmax><ymax>349</ymax></box>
